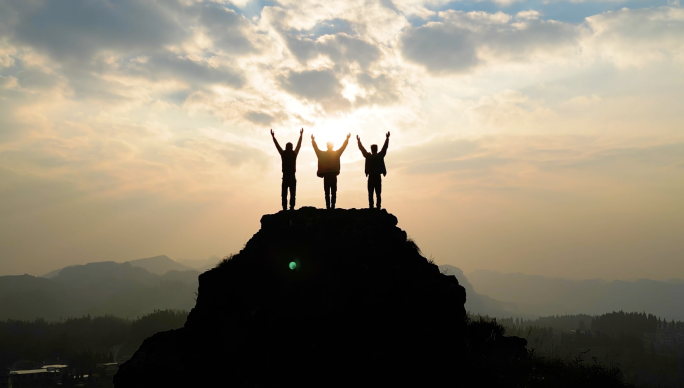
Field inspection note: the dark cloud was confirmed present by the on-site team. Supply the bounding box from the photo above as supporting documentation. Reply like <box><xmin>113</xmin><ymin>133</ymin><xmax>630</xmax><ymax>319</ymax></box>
<box><xmin>281</xmin><ymin>69</ymin><xmax>341</xmax><ymax>100</ymax></box>
<box><xmin>283</xmin><ymin>32</ymin><xmax>381</xmax><ymax>69</ymax></box>
<box><xmin>1</xmin><ymin>0</ymin><xmax>253</xmax><ymax>101</ymax></box>
<box><xmin>317</xmin><ymin>34</ymin><xmax>381</xmax><ymax>69</ymax></box>
<box><xmin>196</xmin><ymin>3</ymin><xmax>257</xmax><ymax>55</ymax></box>
<box><xmin>6</xmin><ymin>0</ymin><xmax>255</xmax><ymax>62</ymax></box>
<box><xmin>401</xmin><ymin>23</ymin><xmax>478</xmax><ymax>74</ymax></box>
<box><xmin>400</xmin><ymin>12</ymin><xmax>579</xmax><ymax>75</ymax></box>
<box><xmin>10</xmin><ymin>0</ymin><xmax>183</xmax><ymax>62</ymax></box>
<box><xmin>131</xmin><ymin>54</ymin><xmax>245</xmax><ymax>88</ymax></box>
<box><xmin>283</xmin><ymin>35</ymin><xmax>318</xmax><ymax>63</ymax></box>
<box><xmin>280</xmin><ymin>69</ymin><xmax>351</xmax><ymax>111</ymax></box>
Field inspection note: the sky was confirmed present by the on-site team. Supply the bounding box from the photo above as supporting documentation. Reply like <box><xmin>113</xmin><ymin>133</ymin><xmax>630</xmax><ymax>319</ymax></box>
<box><xmin>0</xmin><ymin>0</ymin><xmax>683</xmax><ymax>280</ymax></box>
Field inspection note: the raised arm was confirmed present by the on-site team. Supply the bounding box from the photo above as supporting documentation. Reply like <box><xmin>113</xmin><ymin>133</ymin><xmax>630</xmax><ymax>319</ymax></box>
<box><xmin>379</xmin><ymin>131</ymin><xmax>390</xmax><ymax>157</ymax></box>
<box><xmin>294</xmin><ymin>128</ymin><xmax>303</xmax><ymax>155</ymax></box>
<box><xmin>337</xmin><ymin>133</ymin><xmax>351</xmax><ymax>155</ymax></box>
<box><xmin>311</xmin><ymin>134</ymin><xmax>321</xmax><ymax>156</ymax></box>
<box><xmin>357</xmin><ymin>135</ymin><xmax>369</xmax><ymax>157</ymax></box>
<box><xmin>271</xmin><ymin>129</ymin><xmax>283</xmax><ymax>155</ymax></box>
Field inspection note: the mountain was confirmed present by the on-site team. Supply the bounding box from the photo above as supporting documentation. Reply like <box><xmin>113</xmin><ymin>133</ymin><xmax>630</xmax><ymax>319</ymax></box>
<box><xmin>53</xmin><ymin>261</ymin><xmax>159</xmax><ymax>292</ymax></box>
<box><xmin>160</xmin><ymin>270</ymin><xmax>201</xmax><ymax>284</ymax></box>
<box><xmin>0</xmin><ymin>275</ymin><xmax>82</xmax><ymax>320</ymax></box>
<box><xmin>42</xmin><ymin>265</ymin><xmax>75</xmax><ymax>279</ymax></box>
<box><xmin>41</xmin><ymin>255</ymin><xmax>193</xmax><ymax>279</ymax></box>
<box><xmin>468</xmin><ymin>270</ymin><xmax>684</xmax><ymax>320</ymax></box>
<box><xmin>115</xmin><ymin>208</ymin><xmax>492</xmax><ymax>387</ymax></box>
<box><xmin>438</xmin><ymin>265</ymin><xmax>524</xmax><ymax>318</ymax></box>
<box><xmin>0</xmin><ymin>262</ymin><xmax>199</xmax><ymax>321</ymax></box>
<box><xmin>178</xmin><ymin>255</ymin><xmax>221</xmax><ymax>273</ymax></box>
<box><xmin>125</xmin><ymin>255</ymin><xmax>194</xmax><ymax>275</ymax></box>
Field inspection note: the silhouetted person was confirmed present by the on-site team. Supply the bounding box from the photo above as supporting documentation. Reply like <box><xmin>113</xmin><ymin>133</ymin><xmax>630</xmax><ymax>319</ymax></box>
<box><xmin>312</xmin><ymin>133</ymin><xmax>350</xmax><ymax>209</ymax></box>
<box><xmin>357</xmin><ymin>132</ymin><xmax>390</xmax><ymax>209</ymax></box>
<box><xmin>272</xmin><ymin>128</ymin><xmax>303</xmax><ymax>211</ymax></box>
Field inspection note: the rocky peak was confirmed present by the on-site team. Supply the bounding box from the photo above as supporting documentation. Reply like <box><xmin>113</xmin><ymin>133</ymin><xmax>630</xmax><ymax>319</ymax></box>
<box><xmin>115</xmin><ymin>208</ymin><xmax>468</xmax><ymax>387</ymax></box>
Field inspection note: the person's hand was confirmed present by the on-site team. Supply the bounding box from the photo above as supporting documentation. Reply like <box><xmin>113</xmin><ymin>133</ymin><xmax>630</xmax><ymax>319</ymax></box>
<box><xmin>386</xmin><ymin>131</ymin><xmax>390</xmax><ymax>138</ymax></box>
<box><xmin>270</xmin><ymin>129</ymin><xmax>274</xmax><ymax>137</ymax></box>
<box><xmin>356</xmin><ymin>135</ymin><xmax>360</xmax><ymax>141</ymax></box>
<box><xmin>311</xmin><ymin>134</ymin><xmax>315</xmax><ymax>141</ymax></box>
<box><xmin>346</xmin><ymin>133</ymin><xmax>351</xmax><ymax>139</ymax></box>
<box><xmin>300</xmin><ymin>128</ymin><xmax>304</xmax><ymax>135</ymax></box>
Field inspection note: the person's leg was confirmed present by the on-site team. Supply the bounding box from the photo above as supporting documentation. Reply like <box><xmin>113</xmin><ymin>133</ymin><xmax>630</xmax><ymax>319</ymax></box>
<box><xmin>324</xmin><ymin>175</ymin><xmax>331</xmax><ymax>209</ymax></box>
<box><xmin>376</xmin><ymin>176</ymin><xmax>382</xmax><ymax>209</ymax></box>
<box><xmin>367</xmin><ymin>178</ymin><xmax>374</xmax><ymax>209</ymax></box>
<box><xmin>281</xmin><ymin>177</ymin><xmax>288</xmax><ymax>211</ymax></box>
<box><xmin>331</xmin><ymin>175</ymin><xmax>337</xmax><ymax>209</ymax></box>
<box><xmin>289</xmin><ymin>178</ymin><xmax>297</xmax><ymax>210</ymax></box>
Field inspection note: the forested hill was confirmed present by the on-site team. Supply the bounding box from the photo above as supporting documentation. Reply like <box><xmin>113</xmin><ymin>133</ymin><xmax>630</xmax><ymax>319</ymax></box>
<box><xmin>0</xmin><ymin>310</ymin><xmax>189</xmax><ymax>371</ymax></box>
<box><xmin>0</xmin><ymin>260</ymin><xmax>199</xmax><ymax>320</ymax></box>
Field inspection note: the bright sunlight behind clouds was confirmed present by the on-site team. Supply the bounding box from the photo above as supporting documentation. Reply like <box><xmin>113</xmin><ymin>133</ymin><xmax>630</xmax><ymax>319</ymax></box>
<box><xmin>0</xmin><ymin>0</ymin><xmax>683</xmax><ymax>280</ymax></box>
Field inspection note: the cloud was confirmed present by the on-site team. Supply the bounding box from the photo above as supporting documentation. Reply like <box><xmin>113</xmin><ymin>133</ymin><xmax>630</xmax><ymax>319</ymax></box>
<box><xmin>400</xmin><ymin>22</ymin><xmax>479</xmax><ymax>74</ymax></box>
<box><xmin>400</xmin><ymin>10</ymin><xmax>579</xmax><ymax>74</ymax></box>
<box><xmin>8</xmin><ymin>0</ymin><xmax>183</xmax><ymax>62</ymax></box>
<box><xmin>584</xmin><ymin>6</ymin><xmax>684</xmax><ymax>67</ymax></box>
<box><xmin>283</xmin><ymin>32</ymin><xmax>382</xmax><ymax>69</ymax></box>
<box><xmin>279</xmin><ymin>69</ymin><xmax>351</xmax><ymax>111</ymax></box>
<box><xmin>354</xmin><ymin>73</ymin><xmax>401</xmax><ymax>106</ymax></box>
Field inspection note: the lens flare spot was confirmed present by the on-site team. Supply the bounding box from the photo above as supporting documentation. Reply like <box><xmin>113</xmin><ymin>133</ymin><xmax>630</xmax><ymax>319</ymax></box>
<box><xmin>289</xmin><ymin>262</ymin><xmax>297</xmax><ymax>270</ymax></box>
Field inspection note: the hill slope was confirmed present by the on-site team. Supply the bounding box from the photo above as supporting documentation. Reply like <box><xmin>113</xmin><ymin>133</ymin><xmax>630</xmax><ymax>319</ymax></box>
<box><xmin>115</xmin><ymin>208</ymin><xmax>474</xmax><ymax>387</ymax></box>
<box><xmin>439</xmin><ymin>265</ymin><xmax>523</xmax><ymax>317</ymax></box>
<box><xmin>0</xmin><ymin>263</ymin><xmax>199</xmax><ymax>320</ymax></box>
<box><xmin>468</xmin><ymin>270</ymin><xmax>684</xmax><ymax>320</ymax></box>
<box><xmin>125</xmin><ymin>255</ymin><xmax>194</xmax><ymax>275</ymax></box>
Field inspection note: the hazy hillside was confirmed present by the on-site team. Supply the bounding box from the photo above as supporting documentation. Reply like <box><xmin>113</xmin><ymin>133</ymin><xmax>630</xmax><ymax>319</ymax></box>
<box><xmin>468</xmin><ymin>270</ymin><xmax>684</xmax><ymax>320</ymax></box>
<box><xmin>0</xmin><ymin>275</ymin><xmax>83</xmax><ymax>320</ymax></box>
<box><xmin>438</xmin><ymin>265</ymin><xmax>525</xmax><ymax>318</ymax></box>
<box><xmin>126</xmin><ymin>255</ymin><xmax>194</xmax><ymax>275</ymax></box>
<box><xmin>41</xmin><ymin>255</ymin><xmax>194</xmax><ymax>278</ymax></box>
<box><xmin>178</xmin><ymin>255</ymin><xmax>221</xmax><ymax>273</ymax></box>
<box><xmin>0</xmin><ymin>260</ymin><xmax>199</xmax><ymax>321</ymax></box>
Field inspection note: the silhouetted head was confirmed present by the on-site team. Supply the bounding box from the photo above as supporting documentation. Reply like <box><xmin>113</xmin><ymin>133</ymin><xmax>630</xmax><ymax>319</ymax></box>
<box><xmin>327</xmin><ymin>141</ymin><xmax>334</xmax><ymax>151</ymax></box>
<box><xmin>285</xmin><ymin>142</ymin><xmax>293</xmax><ymax>151</ymax></box>
<box><xmin>371</xmin><ymin>144</ymin><xmax>378</xmax><ymax>154</ymax></box>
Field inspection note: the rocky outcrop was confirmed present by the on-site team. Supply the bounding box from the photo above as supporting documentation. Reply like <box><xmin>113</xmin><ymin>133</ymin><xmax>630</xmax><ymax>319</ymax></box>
<box><xmin>115</xmin><ymin>208</ymin><xmax>471</xmax><ymax>387</ymax></box>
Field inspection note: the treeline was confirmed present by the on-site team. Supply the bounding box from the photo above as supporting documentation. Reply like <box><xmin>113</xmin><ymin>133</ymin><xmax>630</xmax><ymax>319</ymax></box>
<box><xmin>472</xmin><ymin>312</ymin><xmax>684</xmax><ymax>385</ymax></box>
<box><xmin>0</xmin><ymin>309</ymin><xmax>188</xmax><ymax>371</ymax></box>
<box><xmin>591</xmin><ymin>311</ymin><xmax>659</xmax><ymax>337</ymax></box>
<box><xmin>492</xmin><ymin>312</ymin><xmax>683</xmax><ymax>338</ymax></box>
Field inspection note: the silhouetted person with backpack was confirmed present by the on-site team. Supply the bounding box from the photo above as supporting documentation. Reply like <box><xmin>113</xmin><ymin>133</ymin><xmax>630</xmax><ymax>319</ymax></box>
<box><xmin>271</xmin><ymin>128</ymin><xmax>303</xmax><ymax>211</ymax></box>
<box><xmin>357</xmin><ymin>132</ymin><xmax>390</xmax><ymax>209</ymax></box>
<box><xmin>312</xmin><ymin>133</ymin><xmax>350</xmax><ymax>209</ymax></box>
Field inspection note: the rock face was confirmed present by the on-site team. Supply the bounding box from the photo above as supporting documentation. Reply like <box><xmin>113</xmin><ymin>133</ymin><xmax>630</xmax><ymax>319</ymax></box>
<box><xmin>114</xmin><ymin>208</ymin><xmax>468</xmax><ymax>387</ymax></box>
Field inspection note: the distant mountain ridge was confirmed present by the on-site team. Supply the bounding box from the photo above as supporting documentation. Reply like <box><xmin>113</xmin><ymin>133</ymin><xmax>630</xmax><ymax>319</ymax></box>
<box><xmin>42</xmin><ymin>255</ymin><xmax>195</xmax><ymax>278</ymax></box>
<box><xmin>468</xmin><ymin>270</ymin><xmax>684</xmax><ymax>321</ymax></box>
<box><xmin>126</xmin><ymin>255</ymin><xmax>195</xmax><ymax>275</ymax></box>
<box><xmin>1</xmin><ymin>256</ymin><xmax>200</xmax><ymax>321</ymax></box>
<box><xmin>178</xmin><ymin>255</ymin><xmax>221</xmax><ymax>273</ymax></box>
<box><xmin>438</xmin><ymin>265</ymin><xmax>526</xmax><ymax>318</ymax></box>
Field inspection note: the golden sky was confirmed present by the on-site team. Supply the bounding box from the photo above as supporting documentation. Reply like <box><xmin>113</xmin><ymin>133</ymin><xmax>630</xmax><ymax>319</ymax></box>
<box><xmin>0</xmin><ymin>0</ymin><xmax>683</xmax><ymax>280</ymax></box>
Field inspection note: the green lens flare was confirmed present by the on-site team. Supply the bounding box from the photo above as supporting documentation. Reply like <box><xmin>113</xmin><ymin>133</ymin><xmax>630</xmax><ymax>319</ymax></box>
<box><xmin>289</xmin><ymin>262</ymin><xmax>297</xmax><ymax>270</ymax></box>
